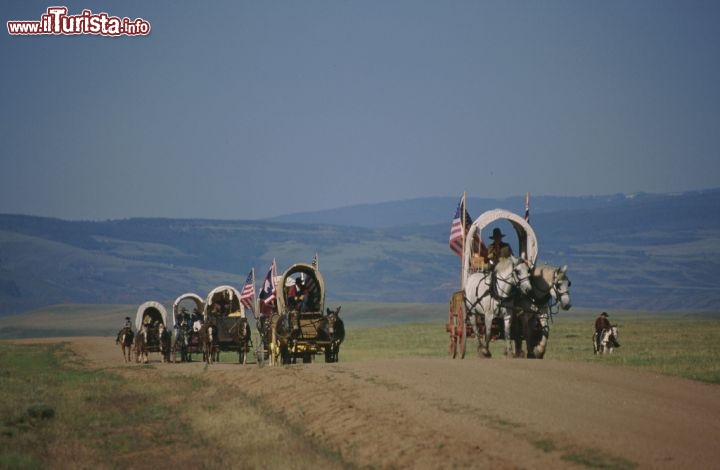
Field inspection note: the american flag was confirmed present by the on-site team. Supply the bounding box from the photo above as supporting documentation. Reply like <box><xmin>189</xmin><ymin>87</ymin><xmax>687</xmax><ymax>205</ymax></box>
<box><xmin>240</xmin><ymin>269</ymin><xmax>255</xmax><ymax>310</ymax></box>
<box><xmin>258</xmin><ymin>260</ymin><xmax>277</xmax><ymax>305</ymax></box>
<box><xmin>449</xmin><ymin>196</ymin><xmax>472</xmax><ymax>256</ymax></box>
<box><xmin>299</xmin><ymin>272</ymin><xmax>318</xmax><ymax>295</ymax></box>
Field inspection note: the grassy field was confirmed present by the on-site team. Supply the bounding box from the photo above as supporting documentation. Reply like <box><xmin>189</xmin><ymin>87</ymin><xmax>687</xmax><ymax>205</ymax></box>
<box><xmin>342</xmin><ymin>312</ymin><xmax>720</xmax><ymax>384</ymax></box>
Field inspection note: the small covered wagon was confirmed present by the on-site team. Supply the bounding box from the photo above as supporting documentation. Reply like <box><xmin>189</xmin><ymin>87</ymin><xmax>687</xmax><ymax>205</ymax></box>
<box><xmin>135</xmin><ymin>300</ymin><xmax>172</xmax><ymax>362</ymax></box>
<box><xmin>272</xmin><ymin>262</ymin><xmax>342</xmax><ymax>364</ymax></box>
<box><xmin>171</xmin><ymin>292</ymin><xmax>204</xmax><ymax>362</ymax></box>
<box><xmin>205</xmin><ymin>285</ymin><xmax>252</xmax><ymax>364</ymax></box>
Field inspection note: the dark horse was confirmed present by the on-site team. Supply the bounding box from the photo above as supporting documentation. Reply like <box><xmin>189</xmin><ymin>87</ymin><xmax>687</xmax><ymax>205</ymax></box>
<box><xmin>272</xmin><ymin>312</ymin><xmax>296</xmax><ymax>365</ymax></box>
<box><xmin>158</xmin><ymin>324</ymin><xmax>172</xmax><ymax>363</ymax></box>
<box><xmin>173</xmin><ymin>322</ymin><xmax>191</xmax><ymax>363</ymax></box>
<box><xmin>214</xmin><ymin>316</ymin><xmax>253</xmax><ymax>364</ymax></box>
<box><xmin>235</xmin><ymin>317</ymin><xmax>252</xmax><ymax>364</ymax></box>
<box><xmin>115</xmin><ymin>326</ymin><xmax>134</xmax><ymax>362</ymax></box>
<box><xmin>320</xmin><ymin>306</ymin><xmax>345</xmax><ymax>363</ymax></box>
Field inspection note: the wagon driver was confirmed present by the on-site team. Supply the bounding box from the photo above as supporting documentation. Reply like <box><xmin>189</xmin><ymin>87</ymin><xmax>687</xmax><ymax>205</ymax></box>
<box><xmin>486</xmin><ymin>227</ymin><xmax>513</xmax><ymax>264</ymax></box>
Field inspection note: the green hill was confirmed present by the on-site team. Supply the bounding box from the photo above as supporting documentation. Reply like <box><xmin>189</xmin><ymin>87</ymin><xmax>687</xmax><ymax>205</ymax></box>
<box><xmin>1</xmin><ymin>189</ymin><xmax>719</xmax><ymax>314</ymax></box>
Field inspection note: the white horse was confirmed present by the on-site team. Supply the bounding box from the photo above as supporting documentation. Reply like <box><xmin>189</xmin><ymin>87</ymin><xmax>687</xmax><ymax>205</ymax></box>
<box><xmin>134</xmin><ymin>325</ymin><xmax>149</xmax><ymax>364</ymax></box>
<box><xmin>594</xmin><ymin>325</ymin><xmax>619</xmax><ymax>355</ymax></box>
<box><xmin>464</xmin><ymin>256</ymin><xmax>533</xmax><ymax>357</ymax></box>
<box><xmin>514</xmin><ymin>264</ymin><xmax>572</xmax><ymax>358</ymax></box>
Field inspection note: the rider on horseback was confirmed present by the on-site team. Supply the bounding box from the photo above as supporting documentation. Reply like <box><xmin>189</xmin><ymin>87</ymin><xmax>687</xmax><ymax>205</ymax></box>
<box><xmin>595</xmin><ymin>312</ymin><xmax>620</xmax><ymax>350</ymax></box>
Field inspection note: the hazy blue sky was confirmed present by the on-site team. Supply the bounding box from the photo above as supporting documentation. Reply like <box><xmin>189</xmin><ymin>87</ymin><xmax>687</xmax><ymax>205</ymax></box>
<box><xmin>2</xmin><ymin>1</ymin><xmax>718</xmax><ymax>220</ymax></box>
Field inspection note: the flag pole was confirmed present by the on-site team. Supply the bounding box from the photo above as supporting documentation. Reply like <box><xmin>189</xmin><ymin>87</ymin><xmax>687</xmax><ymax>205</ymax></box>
<box><xmin>251</xmin><ymin>267</ymin><xmax>256</xmax><ymax>319</ymax></box>
<box><xmin>524</xmin><ymin>192</ymin><xmax>530</xmax><ymax>223</ymax></box>
<box><xmin>460</xmin><ymin>191</ymin><xmax>467</xmax><ymax>286</ymax></box>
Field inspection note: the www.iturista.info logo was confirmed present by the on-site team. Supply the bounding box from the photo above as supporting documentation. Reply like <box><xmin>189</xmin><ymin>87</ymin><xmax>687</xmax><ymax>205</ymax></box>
<box><xmin>7</xmin><ymin>6</ymin><xmax>151</xmax><ymax>36</ymax></box>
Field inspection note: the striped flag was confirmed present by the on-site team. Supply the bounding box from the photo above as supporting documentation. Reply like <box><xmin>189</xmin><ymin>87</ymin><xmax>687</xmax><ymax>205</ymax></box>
<box><xmin>449</xmin><ymin>195</ymin><xmax>472</xmax><ymax>256</ymax></box>
<box><xmin>258</xmin><ymin>259</ymin><xmax>277</xmax><ymax>305</ymax></box>
<box><xmin>299</xmin><ymin>272</ymin><xmax>318</xmax><ymax>295</ymax></box>
<box><xmin>240</xmin><ymin>269</ymin><xmax>255</xmax><ymax>310</ymax></box>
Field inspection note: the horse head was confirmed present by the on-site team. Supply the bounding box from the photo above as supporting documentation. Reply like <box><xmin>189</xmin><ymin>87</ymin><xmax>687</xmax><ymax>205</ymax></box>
<box><xmin>552</xmin><ymin>265</ymin><xmax>572</xmax><ymax>310</ymax></box>
<box><xmin>326</xmin><ymin>306</ymin><xmax>345</xmax><ymax>343</ymax></box>
<box><xmin>494</xmin><ymin>256</ymin><xmax>532</xmax><ymax>299</ymax></box>
<box><xmin>513</xmin><ymin>258</ymin><xmax>533</xmax><ymax>296</ymax></box>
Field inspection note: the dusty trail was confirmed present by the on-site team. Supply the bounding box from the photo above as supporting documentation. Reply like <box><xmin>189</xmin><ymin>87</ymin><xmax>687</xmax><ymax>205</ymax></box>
<box><xmin>24</xmin><ymin>337</ymin><xmax>720</xmax><ymax>469</ymax></box>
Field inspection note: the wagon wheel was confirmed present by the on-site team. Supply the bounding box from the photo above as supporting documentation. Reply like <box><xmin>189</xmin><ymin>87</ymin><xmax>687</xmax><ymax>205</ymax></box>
<box><xmin>447</xmin><ymin>291</ymin><xmax>465</xmax><ymax>359</ymax></box>
<box><xmin>458</xmin><ymin>303</ymin><xmax>467</xmax><ymax>359</ymax></box>
<box><xmin>447</xmin><ymin>298</ymin><xmax>458</xmax><ymax>358</ymax></box>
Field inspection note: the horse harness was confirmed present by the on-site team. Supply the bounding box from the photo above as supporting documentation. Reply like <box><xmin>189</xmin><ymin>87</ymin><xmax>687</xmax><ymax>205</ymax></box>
<box><xmin>464</xmin><ymin>267</ymin><xmax>516</xmax><ymax>314</ymax></box>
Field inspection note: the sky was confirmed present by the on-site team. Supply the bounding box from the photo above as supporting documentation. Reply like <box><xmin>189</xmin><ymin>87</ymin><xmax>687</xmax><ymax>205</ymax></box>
<box><xmin>2</xmin><ymin>1</ymin><xmax>719</xmax><ymax>220</ymax></box>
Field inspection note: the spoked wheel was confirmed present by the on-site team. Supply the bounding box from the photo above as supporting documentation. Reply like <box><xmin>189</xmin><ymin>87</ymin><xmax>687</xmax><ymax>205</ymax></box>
<box><xmin>458</xmin><ymin>303</ymin><xmax>467</xmax><ymax>359</ymax></box>
<box><xmin>447</xmin><ymin>291</ymin><xmax>465</xmax><ymax>359</ymax></box>
<box><xmin>447</xmin><ymin>294</ymin><xmax>459</xmax><ymax>358</ymax></box>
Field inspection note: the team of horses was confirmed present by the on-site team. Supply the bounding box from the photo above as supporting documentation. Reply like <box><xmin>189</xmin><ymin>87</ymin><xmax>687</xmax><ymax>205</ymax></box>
<box><xmin>463</xmin><ymin>256</ymin><xmax>573</xmax><ymax>358</ymax></box>
<box><xmin>260</xmin><ymin>306</ymin><xmax>345</xmax><ymax>366</ymax></box>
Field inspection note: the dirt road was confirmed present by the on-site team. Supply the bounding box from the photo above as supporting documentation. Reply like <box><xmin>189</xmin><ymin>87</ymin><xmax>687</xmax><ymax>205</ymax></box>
<box><xmin>35</xmin><ymin>337</ymin><xmax>720</xmax><ymax>468</ymax></box>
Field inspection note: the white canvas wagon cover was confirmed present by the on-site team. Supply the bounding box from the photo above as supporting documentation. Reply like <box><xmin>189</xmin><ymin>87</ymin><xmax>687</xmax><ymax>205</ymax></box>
<box><xmin>205</xmin><ymin>285</ymin><xmax>245</xmax><ymax>318</ymax></box>
<box><xmin>172</xmin><ymin>292</ymin><xmax>204</xmax><ymax>323</ymax></box>
<box><xmin>462</xmin><ymin>208</ymin><xmax>539</xmax><ymax>286</ymax></box>
<box><xmin>276</xmin><ymin>262</ymin><xmax>326</xmax><ymax>315</ymax></box>
<box><xmin>135</xmin><ymin>301</ymin><xmax>169</xmax><ymax>330</ymax></box>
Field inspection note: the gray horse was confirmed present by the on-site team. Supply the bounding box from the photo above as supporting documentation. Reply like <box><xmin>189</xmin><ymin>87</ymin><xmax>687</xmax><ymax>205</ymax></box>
<box><xmin>464</xmin><ymin>256</ymin><xmax>533</xmax><ymax>357</ymax></box>
<box><xmin>514</xmin><ymin>264</ymin><xmax>572</xmax><ymax>358</ymax></box>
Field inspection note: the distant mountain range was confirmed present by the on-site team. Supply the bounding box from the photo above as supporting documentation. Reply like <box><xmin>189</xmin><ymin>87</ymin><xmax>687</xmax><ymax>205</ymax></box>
<box><xmin>1</xmin><ymin>188</ymin><xmax>719</xmax><ymax>315</ymax></box>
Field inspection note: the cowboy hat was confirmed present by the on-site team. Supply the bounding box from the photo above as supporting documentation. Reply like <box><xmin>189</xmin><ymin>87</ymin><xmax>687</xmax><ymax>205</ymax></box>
<box><xmin>490</xmin><ymin>228</ymin><xmax>506</xmax><ymax>240</ymax></box>
<box><xmin>601</xmin><ymin>312</ymin><xmax>608</xmax><ymax>317</ymax></box>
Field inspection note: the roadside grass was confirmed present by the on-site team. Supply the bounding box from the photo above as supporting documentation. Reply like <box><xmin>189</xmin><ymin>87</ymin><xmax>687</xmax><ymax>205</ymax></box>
<box><xmin>548</xmin><ymin>313</ymin><xmax>720</xmax><ymax>383</ymax></box>
<box><xmin>0</xmin><ymin>343</ymin><xmax>349</xmax><ymax>469</ymax></box>
<box><xmin>341</xmin><ymin>313</ymin><xmax>720</xmax><ymax>384</ymax></box>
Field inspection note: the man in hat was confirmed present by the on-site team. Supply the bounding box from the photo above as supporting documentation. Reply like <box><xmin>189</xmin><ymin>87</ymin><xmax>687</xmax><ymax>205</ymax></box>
<box><xmin>486</xmin><ymin>227</ymin><xmax>513</xmax><ymax>264</ymax></box>
<box><xmin>123</xmin><ymin>316</ymin><xmax>132</xmax><ymax>330</ymax></box>
<box><xmin>594</xmin><ymin>311</ymin><xmax>613</xmax><ymax>351</ymax></box>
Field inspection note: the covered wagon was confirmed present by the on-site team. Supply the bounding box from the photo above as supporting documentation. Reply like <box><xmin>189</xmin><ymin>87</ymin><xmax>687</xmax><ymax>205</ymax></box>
<box><xmin>204</xmin><ymin>285</ymin><xmax>252</xmax><ymax>363</ymax></box>
<box><xmin>270</xmin><ymin>262</ymin><xmax>342</xmax><ymax>364</ymax></box>
<box><xmin>448</xmin><ymin>208</ymin><xmax>570</xmax><ymax>359</ymax></box>
<box><xmin>171</xmin><ymin>292</ymin><xmax>204</xmax><ymax>362</ymax></box>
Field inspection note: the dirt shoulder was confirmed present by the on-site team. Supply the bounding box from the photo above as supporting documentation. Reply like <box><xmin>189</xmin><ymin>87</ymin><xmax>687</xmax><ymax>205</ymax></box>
<box><xmin>15</xmin><ymin>337</ymin><xmax>720</xmax><ymax>469</ymax></box>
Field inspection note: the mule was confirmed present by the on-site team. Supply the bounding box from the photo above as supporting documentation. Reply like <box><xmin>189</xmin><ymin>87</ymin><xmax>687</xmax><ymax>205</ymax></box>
<box><xmin>271</xmin><ymin>311</ymin><xmax>297</xmax><ymax>365</ymax></box>
<box><xmin>594</xmin><ymin>325</ymin><xmax>619</xmax><ymax>355</ymax></box>
<box><xmin>321</xmin><ymin>306</ymin><xmax>345</xmax><ymax>363</ymax></box>
<box><xmin>464</xmin><ymin>256</ymin><xmax>532</xmax><ymax>358</ymax></box>
<box><xmin>235</xmin><ymin>317</ymin><xmax>252</xmax><ymax>364</ymax></box>
<box><xmin>514</xmin><ymin>264</ymin><xmax>572</xmax><ymax>358</ymax></box>
<box><xmin>172</xmin><ymin>322</ymin><xmax>191</xmax><ymax>363</ymax></box>
<box><xmin>116</xmin><ymin>327</ymin><xmax>134</xmax><ymax>362</ymax></box>
<box><xmin>158</xmin><ymin>324</ymin><xmax>172</xmax><ymax>363</ymax></box>
<box><xmin>214</xmin><ymin>316</ymin><xmax>252</xmax><ymax>364</ymax></box>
